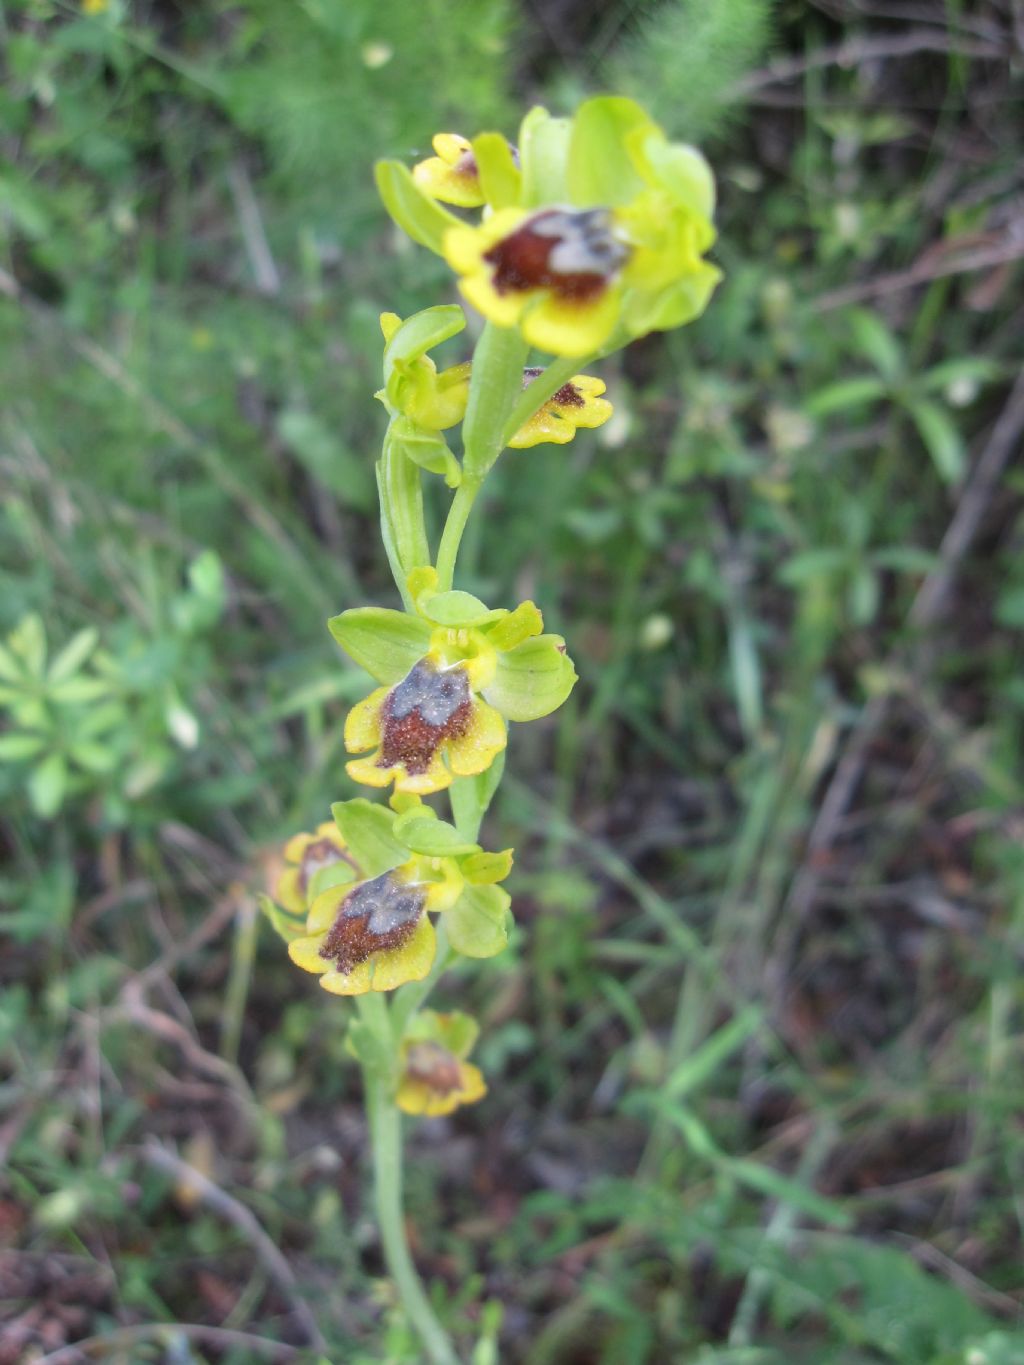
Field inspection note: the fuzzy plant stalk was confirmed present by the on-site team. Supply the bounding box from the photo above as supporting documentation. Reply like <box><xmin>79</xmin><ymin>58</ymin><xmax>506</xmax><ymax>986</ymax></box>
<box><xmin>260</xmin><ymin>97</ymin><xmax>721</xmax><ymax>1362</ymax></box>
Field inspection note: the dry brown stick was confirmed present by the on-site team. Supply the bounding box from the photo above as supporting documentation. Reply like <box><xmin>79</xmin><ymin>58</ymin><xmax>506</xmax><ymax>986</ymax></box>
<box><xmin>732</xmin><ymin>27</ymin><xmax>1009</xmax><ymax>95</ymax></box>
<box><xmin>32</xmin><ymin>1322</ymin><xmax>300</xmax><ymax>1364</ymax></box>
<box><xmin>770</xmin><ymin>369</ymin><xmax>1024</xmax><ymax>997</ymax></box>
<box><xmin>812</xmin><ymin>238</ymin><xmax>1024</xmax><ymax>313</ymax></box>
<box><xmin>134</xmin><ymin>1140</ymin><xmax>328</xmax><ymax>1352</ymax></box>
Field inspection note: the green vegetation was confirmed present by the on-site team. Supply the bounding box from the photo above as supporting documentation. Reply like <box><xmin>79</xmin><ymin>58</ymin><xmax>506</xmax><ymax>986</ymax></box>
<box><xmin>1</xmin><ymin>0</ymin><xmax>1022</xmax><ymax>1361</ymax></box>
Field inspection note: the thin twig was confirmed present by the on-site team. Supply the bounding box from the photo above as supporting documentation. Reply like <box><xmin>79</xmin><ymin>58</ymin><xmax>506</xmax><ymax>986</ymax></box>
<box><xmin>227</xmin><ymin>160</ymin><xmax>282</xmax><ymax>296</ymax></box>
<box><xmin>812</xmin><ymin>238</ymin><xmax>1024</xmax><ymax>313</ymax></box>
<box><xmin>32</xmin><ymin>1322</ymin><xmax>300</xmax><ymax>1364</ymax></box>
<box><xmin>732</xmin><ymin>27</ymin><xmax>1009</xmax><ymax>96</ymax></box>
<box><xmin>134</xmin><ymin>1140</ymin><xmax>328</xmax><ymax>1352</ymax></box>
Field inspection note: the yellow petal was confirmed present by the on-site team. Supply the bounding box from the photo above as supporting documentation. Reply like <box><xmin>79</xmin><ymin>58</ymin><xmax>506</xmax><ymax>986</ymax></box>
<box><xmin>306</xmin><ymin>884</ymin><xmax>349</xmax><ymax>934</ymax></box>
<box><xmin>413</xmin><ymin>157</ymin><xmax>485</xmax><ymax>209</ymax></box>
<box><xmin>288</xmin><ymin>934</ymin><xmax>330</xmax><ymax>975</ymax></box>
<box><xmin>521</xmin><ymin>286</ymin><xmax>622</xmax><ymax>358</ymax></box>
<box><xmin>392</xmin><ymin>750</ymin><xmax>454</xmax><ymax>796</ymax></box>
<box><xmin>282</xmin><ymin>831</ymin><xmax>313</xmax><ymax>864</ymax></box>
<box><xmin>345</xmin><ymin>753</ymin><xmax>397</xmax><ymax>789</ymax></box>
<box><xmin>445</xmin><ymin>701</ymin><xmax>507</xmax><ymax>777</ymax></box>
<box><xmin>396</xmin><ymin>1077</ymin><xmax>434</xmax><ymax>1115</ymax></box>
<box><xmin>344</xmin><ymin>688</ymin><xmax>388</xmax><ymax>753</ymax></box>
<box><xmin>508</xmin><ymin>408</ymin><xmax>575</xmax><ymax>449</ymax></box>
<box><xmin>433</xmin><ymin>132</ymin><xmax>472</xmax><ymax>165</ymax></box>
<box><xmin>275</xmin><ymin>867</ymin><xmax>306</xmax><ymax>916</ymax></box>
<box><xmin>459</xmin><ymin>272</ymin><xmax>528</xmax><ymax>329</ymax></box>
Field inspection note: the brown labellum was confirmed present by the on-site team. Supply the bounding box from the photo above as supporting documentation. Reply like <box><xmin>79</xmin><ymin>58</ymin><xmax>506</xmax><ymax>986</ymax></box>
<box><xmin>379</xmin><ymin>659</ymin><xmax>473</xmax><ymax>775</ymax></box>
<box><xmin>319</xmin><ymin>872</ymin><xmax>426</xmax><ymax>974</ymax></box>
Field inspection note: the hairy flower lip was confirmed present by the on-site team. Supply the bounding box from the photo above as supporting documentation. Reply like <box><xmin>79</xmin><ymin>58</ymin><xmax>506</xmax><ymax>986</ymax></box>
<box><xmin>318</xmin><ymin>870</ymin><xmax>426</xmax><ymax>974</ymax></box>
<box><xmin>378</xmin><ymin>658</ymin><xmax>473</xmax><ymax>777</ymax></box>
<box><xmin>483</xmin><ymin>207</ymin><xmax>630</xmax><ymax>303</ymax></box>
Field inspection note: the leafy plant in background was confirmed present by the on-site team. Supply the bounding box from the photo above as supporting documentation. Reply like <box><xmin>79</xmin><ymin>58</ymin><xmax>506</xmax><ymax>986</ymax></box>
<box><xmin>260</xmin><ymin>94</ymin><xmax>722</xmax><ymax>1362</ymax></box>
<box><xmin>0</xmin><ymin>551</ymin><xmax>224</xmax><ymax>822</ymax></box>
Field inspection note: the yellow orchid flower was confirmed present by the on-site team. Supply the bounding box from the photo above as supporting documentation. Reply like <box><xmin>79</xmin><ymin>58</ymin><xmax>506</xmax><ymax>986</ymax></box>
<box><xmin>275</xmin><ymin>820</ymin><xmax>359</xmax><ymax>915</ymax></box>
<box><xmin>412</xmin><ymin>134</ymin><xmax>486</xmax><ymax>209</ymax></box>
<box><xmin>396</xmin><ymin>1011</ymin><xmax>486</xmax><ymax>1117</ymax></box>
<box><xmin>333</xmin><ymin>574</ymin><xmax>575</xmax><ymax>797</ymax></box>
<box><xmin>288</xmin><ymin>857</ymin><xmax>459</xmax><ymax>996</ymax></box>
<box><xmin>508</xmin><ymin>367</ymin><xmax>613</xmax><ymax>448</ymax></box>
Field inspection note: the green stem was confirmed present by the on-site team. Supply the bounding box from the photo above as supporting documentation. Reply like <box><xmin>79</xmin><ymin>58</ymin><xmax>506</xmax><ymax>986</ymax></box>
<box><xmin>434</xmin><ymin>473</ymin><xmax>482</xmax><ymax>592</ymax></box>
<box><xmin>359</xmin><ymin>994</ymin><xmax>461</xmax><ymax>1365</ymax></box>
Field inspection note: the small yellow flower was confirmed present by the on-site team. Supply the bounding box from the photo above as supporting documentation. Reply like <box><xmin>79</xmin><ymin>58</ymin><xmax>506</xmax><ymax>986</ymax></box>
<box><xmin>288</xmin><ymin>858</ymin><xmax>461</xmax><ymax>996</ymax></box>
<box><xmin>413</xmin><ymin>134</ymin><xmax>486</xmax><ymax>208</ymax></box>
<box><xmin>345</xmin><ymin>648</ymin><xmax>506</xmax><ymax>796</ymax></box>
<box><xmin>82</xmin><ymin>0</ymin><xmax>109</xmax><ymax>13</ymax></box>
<box><xmin>509</xmin><ymin>367</ymin><xmax>613</xmax><ymax>448</ymax></box>
<box><xmin>396</xmin><ymin>1010</ymin><xmax>486</xmax><ymax>1117</ymax></box>
<box><xmin>275</xmin><ymin>821</ymin><xmax>358</xmax><ymax>915</ymax></box>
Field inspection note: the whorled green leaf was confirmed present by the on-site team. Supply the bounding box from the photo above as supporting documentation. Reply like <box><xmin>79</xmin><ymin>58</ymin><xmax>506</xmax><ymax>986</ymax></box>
<box><xmin>331</xmin><ymin>798</ymin><xmax>407</xmax><ymax>878</ymax></box>
<box><xmin>484</xmin><ymin>634</ymin><xmax>577</xmax><ymax>722</ymax></box>
<box><xmin>28</xmin><ymin>752</ymin><xmax>66</xmax><ymax>818</ymax></box>
<box><xmin>374</xmin><ymin>160</ymin><xmax>462</xmax><ymax>255</ymax></box>
<box><xmin>446</xmin><ymin>882</ymin><xmax>511</xmax><ymax>958</ymax></box>
<box><xmin>328</xmin><ymin>607</ymin><xmax>430</xmax><ymax>685</ymax></box>
<box><xmin>48</xmin><ymin>628</ymin><xmax>99</xmax><ymax>684</ymax></box>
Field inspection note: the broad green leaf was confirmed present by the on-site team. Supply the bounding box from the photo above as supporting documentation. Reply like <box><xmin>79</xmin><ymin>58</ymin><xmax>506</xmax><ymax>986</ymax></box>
<box><xmin>472</xmin><ymin>131</ymin><xmax>521</xmax><ymax>209</ymax></box>
<box><xmin>907</xmin><ymin>398</ymin><xmax>965</xmax><ymax>483</ymax></box>
<box><xmin>374</xmin><ymin>159</ymin><xmax>462</xmax><ymax>255</ymax></box>
<box><xmin>920</xmin><ymin>355</ymin><xmax>1003</xmax><ymax>394</ymax></box>
<box><xmin>568</xmin><ymin>95</ymin><xmax>652</xmax><ymax>207</ymax></box>
<box><xmin>804</xmin><ymin>375</ymin><xmax>887</xmax><ymax>417</ymax></box>
<box><xmin>331</xmin><ymin>798</ymin><xmax>406</xmax><ymax>877</ymax></box>
<box><xmin>28</xmin><ymin>752</ymin><xmax>67</xmax><ymax>818</ymax></box>
<box><xmin>393</xmin><ymin>812</ymin><xmax>479</xmax><ymax>858</ymax></box>
<box><xmin>48</xmin><ymin>628</ymin><xmax>99</xmax><ymax>684</ymax></box>
<box><xmin>847</xmin><ymin>307</ymin><xmax>902</xmax><ymax>380</ymax></box>
<box><xmin>726</xmin><ymin>1156</ymin><xmax>851</xmax><ymax>1227</ymax></box>
<box><xmin>382</xmin><ymin>305</ymin><xmax>466</xmax><ymax>386</ymax></box>
<box><xmin>446</xmin><ymin>882</ymin><xmax>511</xmax><ymax>958</ymax></box>
<box><xmin>328</xmin><ymin>608</ymin><xmax>430</xmax><ymax>685</ymax></box>
<box><xmin>484</xmin><ymin>635</ymin><xmax>577</xmax><ymax>722</ymax></box>
<box><xmin>0</xmin><ymin>733</ymin><xmax>48</xmax><ymax>761</ymax></box>
<box><xmin>518</xmin><ymin>105</ymin><xmax>571</xmax><ymax>208</ymax></box>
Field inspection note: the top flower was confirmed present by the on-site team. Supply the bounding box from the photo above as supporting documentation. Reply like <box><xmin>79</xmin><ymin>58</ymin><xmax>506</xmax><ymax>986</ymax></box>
<box><xmin>375</xmin><ymin>97</ymin><xmax>721</xmax><ymax>357</ymax></box>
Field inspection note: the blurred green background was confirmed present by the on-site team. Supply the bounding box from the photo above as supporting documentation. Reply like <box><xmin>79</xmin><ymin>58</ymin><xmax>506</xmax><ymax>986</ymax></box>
<box><xmin>2</xmin><ymin>0</ymin><xmax>1023</xmax><ymax>1361</ymax></box>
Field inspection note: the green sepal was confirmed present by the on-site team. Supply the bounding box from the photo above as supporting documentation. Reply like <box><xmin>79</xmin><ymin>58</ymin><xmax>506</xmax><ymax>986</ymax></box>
<box><xmin>484</xmin><ymin>635</ymin><xmax>577</xmax><ymax>722</ymax></box>
<box><xmin>472</xmin><ymin>132</ymin><xmax>521</xmax><ymax>209</ymax></box>
<box><xmin>446</xmin><ymin>883</ymin><xmax>512</xmax><ymax>958</ymax></box>
<box><xmin>392</xmin><ymin>806</ymin><xmax>480</xmax><ymax>858</ymax></box>
<box><xmin>426</xmin><ymin>592</ymin><xmax>505</xmax><ymax>628</ymax></box>
<box><xmin>328</xmin><ymin>607</ymin><xmax>431</xmax><ymax>684</ymax></box>
<box><xmin>461</xmin><ymin>848</ymin><xmax>513</xmax><ymax>885</ymax></box>
<box><xmin>331</xmin><ymin>799</ymin><xmax>407</xmax><ymax>878</ymax></box>
<box><xmin>518</xmin><ymin>106</ymin><xmax>571</xmax><ymax>209</ymax></box>
<box><xmin>391</xmin><ymin>417</ymin><xmax>462</xmax><ymax>489</ymax></box>
<box><xmin>382</xmin><ymin>305</ymin><xmax>466</xmax><ymax>389</ymax></box>
<box><xmin>567</xmin><ymin>96</ymin><xmax>653</xmax><ymax>208</ymax></box>
<box><xmin>483</xmin><ymin>600</ymin><xmax>543</xmax><ymax>651</ymax></box>
<box><xmin>404</xmin><ymin>1007</ymin><xmax>479</xmax><ymax>1058</ymax></box>
<box><xmin>624</xmin><ymin>263</ymin><xmax>722</xmax><ymax>338</ymax></box>
<box><xmin>257</xmin><ymin>893</ymin><xmax>307</xmax><ymax>944</ymax></box>
<box><xmin>634</xmin><ymin>132</ymin><xmax>716</xmax><ymax>217</ymax></box>
<box><xmin>307</xmin><ymin>859</ymin><xmax>358</xmax><ymax>902</ymax></box>
<box><xmin>374</xmin><ymin>160</ymin><xmax>462</xmax><ymax>255</ymax></box>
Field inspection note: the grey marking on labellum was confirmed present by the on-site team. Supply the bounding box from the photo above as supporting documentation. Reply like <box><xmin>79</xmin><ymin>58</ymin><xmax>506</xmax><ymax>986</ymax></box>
<box><xmin>380</xmin><ymin>659</ymin><xmax>473</xmax><ymax>775</ymax></box>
